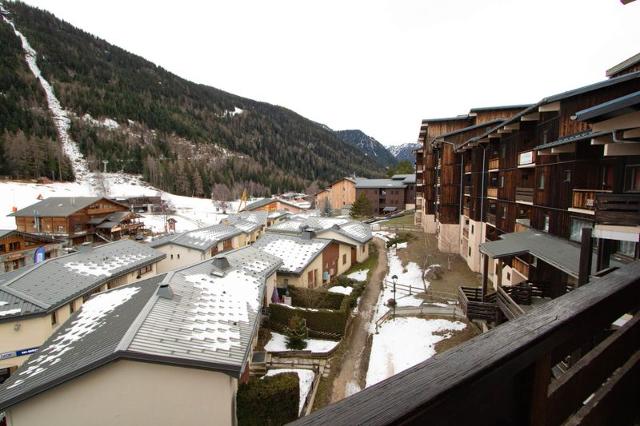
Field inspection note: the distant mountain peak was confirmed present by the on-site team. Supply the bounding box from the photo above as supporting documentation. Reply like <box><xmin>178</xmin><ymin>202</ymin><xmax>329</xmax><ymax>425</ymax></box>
<box><xmin>386</xmin><ymin>143</ymin><xmax>421</xmax><ymax>163</ymax></box>
<box><xmin>334</xmin><ymin>129</ymin><xmax>397</xmax><ymax>167</ymax></box>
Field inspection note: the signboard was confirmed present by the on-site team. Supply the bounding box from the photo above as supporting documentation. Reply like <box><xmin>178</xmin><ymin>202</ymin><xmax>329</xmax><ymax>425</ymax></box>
<box><xmin>0</xmin><ymin>347</ymin><xmax>39</xmax><ymax>361</ymax></box>
<box><xmin>34</xmin><ymin>246</ymin><xmax>46</xmax><ymax>264</ymax></box>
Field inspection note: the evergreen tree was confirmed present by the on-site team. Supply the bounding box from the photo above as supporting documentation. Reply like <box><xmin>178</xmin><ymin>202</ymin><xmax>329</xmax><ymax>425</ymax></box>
<box><xmin>321</xmin><ymin>198</ymin><xmax>332</xmax><ymax>217</ymax></box>
<box><xmin>351</xmin><ymin>193</ymin><xmax>372</xmax><ymax>218</ymax></box>
<box><xmin>284</xmin><ymin>316</ymin><xmax>308</xmax><ymax>350</ymax></box>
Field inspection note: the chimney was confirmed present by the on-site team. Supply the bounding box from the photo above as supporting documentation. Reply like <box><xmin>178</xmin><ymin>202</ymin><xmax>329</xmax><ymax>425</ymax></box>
<box><xmin>211</xmin><ymin>256</ymin><xmax>231</xmax><ymax>276</ymax></box>
<box><xmin>301</xmin><ymin>230</ymin><xmax>315</xmax><ymax>240</ymax></box>
<box><xmin>158</xmin><ymin>283</ymin><xmax>173</xmax><ymax>299</ymax></box>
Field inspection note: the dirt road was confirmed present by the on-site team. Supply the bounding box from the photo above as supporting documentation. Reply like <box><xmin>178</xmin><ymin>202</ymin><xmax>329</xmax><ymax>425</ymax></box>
<box><xmin>330</xmin><ymin>237</ymin><xmax>388</xmax><ymax>402</ymax></box>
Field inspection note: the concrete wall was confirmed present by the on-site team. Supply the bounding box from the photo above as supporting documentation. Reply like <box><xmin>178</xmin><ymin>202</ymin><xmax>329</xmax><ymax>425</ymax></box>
<box><xmin>423</xmin><ymin>214</ymin><xmax>437</xmax><ymax>234</ymax></box>
<box><xmin>264</xmin><ymin>273</ymin><xmax>278</xmax><ymax>307</ymax></box>
<box><xmin>460</xmin><ymin>217</ymin><xmax>483</xmax><ymax>273</ymax></box>
<box><xmin>437</xmin><ymin>223</ymin><xmax>459</xmax><ymax>254</ymax></box>
<box><xmin>336</xmin><ymin>242</ymin><xmax>352</xmax><ymax>275</ymax></box>
<box><xmin>154</xmin><ymin>244</ymin><xmax>205</xmax><ymax>273</ymax></box>
<box><xmin>6</xmin><ymin>359</ymin><xmax>237</xmax><ymax>426</ymax></box>
<box><xmin>315</xmin><ymin>230</ymin><xmax>370</xmax><ymax>264</ymax></box>
<box><xmin>276</xmin><ymin>254</ymin><xmax>324</xmax><ymax>289</ymax></box>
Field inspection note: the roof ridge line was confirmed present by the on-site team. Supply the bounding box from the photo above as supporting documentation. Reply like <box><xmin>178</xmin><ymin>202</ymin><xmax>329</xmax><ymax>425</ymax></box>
<box><xmin>116</xmin><ymin>285</ymin><xmax>163</xmax><ymax>352</ymax></box>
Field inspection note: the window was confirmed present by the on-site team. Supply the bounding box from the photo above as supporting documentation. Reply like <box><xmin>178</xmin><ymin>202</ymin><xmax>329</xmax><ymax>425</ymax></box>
<box><xmin>501</xmin><ymin>206</ymin><xmax>507</xmax><ymax>220</ymax></box>
<box><xmin>468</xmin><ymin>247</ymin><xmax>471</xmax><ymax>256</ymax></box>
<box><xmin>177</xmin><ymin>254</ymin><xmax>180</xmax><ymax>259</ymax></box>
<box><xmin>138</xmin><ymin>265</ymin><xmax>153</xmax><ymax>277</ymax></box>
<box><xmin>361</xmin><ymin>245</ymin><xmax>366</xmax><ymax>253</ymax></box>
<box><xmin>543</xmin><ymin>215</ymin><xmax>550</xmax><ymax>232</ymax></box>
<box><xmin>500</xmin><ymin>144</ymin><xmax>506</xmax><ymax>159</ymax></box>
<box><xmin>0</xmin><ymin>244</ymin><xmax>4</xmax><ymax>253</ymax></box>
<box><xmin>499</xmin><ymin>176</ymin><xmax>504</xmax><ymax>188</ymax></box>
<box><xmin>471</xmin><ymin>225</ymin><xmax>474</xmax><ymax>234</ymax></box>
<box><xmin>624</xmin><ymin>165</ymin><xmax>640</xmax><ymax>192</ymax></box>
<box><xmin>284</xmin><ymin>278</ymin><xmax>289</xmax><ymax>286</ymax></box>
<box><xmin>51</xmin><ymin>311</ymin><xmax>58</xmax><ymax>327</ymax></box>
<box><xmin>617</xmin><ymin>241</ymin><xmax>637</xmax><ymax>258</ymax></box>
<box><xmin>570</xmin><ymin>218</ymin><xmax>593</xmax><ymax>242</ymax></box>
<box><xmin>506</xmin><ymin>272</ymin><xmax>511</xmax><ymax>281</ymax></box>
<box><xmin>342</xmin><ymin>254</ymin><xmax>347</xmax><ymax>265</ymax></box>
<box><xmin>170</xmin><ymin>254</ymin><xmax>174</xmax><ymax>260</ymax></box>
<box><xmin>538</xmin><ymin>174</ymin><xmax>545</xmax><ymax>190</ymax></box>
<box><xmin>70</xmin><ymin>302</ymin><xmax>75</xmax><ymax>315</ymax></box>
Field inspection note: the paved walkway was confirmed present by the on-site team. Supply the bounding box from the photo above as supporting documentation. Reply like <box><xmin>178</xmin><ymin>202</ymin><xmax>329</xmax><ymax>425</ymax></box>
<box><xmin>330</xmin><ymin>237</ymin><xmax>388</xmax><ymax>402</ymax></box>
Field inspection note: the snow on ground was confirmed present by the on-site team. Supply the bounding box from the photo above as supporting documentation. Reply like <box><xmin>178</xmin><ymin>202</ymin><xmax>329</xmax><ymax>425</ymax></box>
<box><xmin>264</xmin><ymin>332</ymin><xmax>339</xmax><ymax>353</ymax></box>
<box><xmin>347</xmin><ymin>269</ymin><xmax>369</xmax><ymax>281</ymax></box>
<box><xmin>369</xmin><ymin>246</ymin><xmax>426</xmax><ymax>332</ymax></box>
<box><xmin>365</xmin><ymin>317</ymin><xmax>466</xmax><ymax>388</ymax></box>
<box><xmin>264</xmin><ymin>368</ymin><xmax>315</xmax><ymax>415</ymax></box>
<box><xmin>0</xmin><ymin>173</ymin><xmax>236</xmax><ymax>233</ymax></box>
<box><xmin>345</xmin><ymin>380</ymin><xmax>361</xmax><ymax>397</ymax></box>
<box><xmin>328</xmin><ymin>286</ymin><xmax>353</xmax><ymax>295</ymax></box>
<box><xmin>395</xmin><ymin>242</ymin><xmax>408</xmax><ymax>249</ymax></box>
<box><xmin>372</xmin><ymin>231</ymin><xmax>396</xmax><ymax>242</ymax></box>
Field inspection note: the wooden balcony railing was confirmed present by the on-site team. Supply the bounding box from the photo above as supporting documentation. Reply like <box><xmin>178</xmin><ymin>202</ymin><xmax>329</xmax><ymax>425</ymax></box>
<box><xmin>572</xmin><ymin>189</ymin><xmax>612</xmax><ymax>211</ymax></box>
<box><xmin>497</xmin><ymin>287</ymin><xmax>527</xmax><ymax>320</ymax></box>
<box><xmin>293</xmin><ymin>262</ymin><xmax>640</xmax><ymax>426</ymax></box>
<box><xmin>595</xmin><ymin>193</ymin><xmax>640</xmax><ymax>226</ymax></box>
<box><xmin>464</xmin><ymin>162</ymin><xmax>472</xmax><ymax>173</ymax></box>
<box><xmin>458</xmin><ymin>286</ymin><xmax>497</xmax><ymax>322</ymax></box>
<box><xmin>486</xmin><ymin>213</ymin><xmax>496</xmax><ymax>226</ymax></box>
<box><xmin>518</xmin><ymin>150</ymin><xmax>536</xmax><ymax>167</ymax></box>
<box><xmin>487</xmin><ymin>187</ymin><xmax>498</xmax><ymax>198</ymax></box>
<box><xmin>512</xmin><ymin>256</ymin><xmax>530</xmax><ymax>277</ymax></box>
<box><xmin>515</xmin><ymin>187</ymin><xmax>534</xmax><ymax>203</ymax></box>
<box><xmin>416</xmin><ymin>164</ymin><xmax>424</xmax><ymax>172</ymax></box>
<box><xmin>514</xmin><ymin>221</ymin><xmax>530</xmax><ymax>233</ymax></box>
<box><xmin>463</xmin><ymin>185</ymin><xmax>471</xmax><ymax>195</ymax></box>
<box><xmin>463</xmin><ymin>206</ymin><xmax>470</xmax><ymax>217</ymax></box>
<box><xmin>488</xmin><ymin>157</ymin><xmax>500</xmax><ymax>170</ymax></box>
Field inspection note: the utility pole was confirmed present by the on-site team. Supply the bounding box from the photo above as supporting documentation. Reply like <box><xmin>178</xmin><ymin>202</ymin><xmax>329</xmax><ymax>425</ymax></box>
<box><xmin>102</xmin><ymin>160</ymin><xmax>109</xmax><ymax>174</ymax></box>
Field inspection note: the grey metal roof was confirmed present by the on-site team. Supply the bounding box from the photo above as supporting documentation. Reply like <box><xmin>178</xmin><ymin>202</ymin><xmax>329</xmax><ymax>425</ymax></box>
<box><xmin>0</xmin><ymin>275</ymin><xmax>164</xmax><ymax>411</ymax></box>
<box><xmin>128</xmin><ymin>247</ymin><xmax>281</xmax><ymax>369</ymax></box>
<box><xmin>253</xmin><ymin>233</ymin><xmax>330</xmax><ymax>274</ymax></box>
<box><xmin>0</xmin><ymin>229</ymin><xmax>57</xmax><ymax>243</ymax></box>
<box><xmin>573</xmin><ymin>90</ymin><xmax>640</xmax><ymax>123</ymax></box>
<box><xmin>479</xmin><ymin>230</ymin><xmax>619</xmax><ymax>278</ymax></box>
<box><xmin>469</xmin><ymin>104</ymin><xmax>534</xmax><ymax>113</ymax></box>
<box><xmin>148</xmin><ymin>223</ymin><xmax>242</xmax><ymax>251</ymax></box>
<box><xmin>421</xmin><ymin>115</ymin><xmax>471</xmax><ymax>124</ymax></box>
<box><xmin>534</xmin><ymin>130</ymin><xmax>610</xmax><ymax>151</ymax></box>
<box><xmin>0</xmin><ymin>240</ymin><xmax>165</xmax><ymax>322</ymax></box>
<box><xmin>435</xmin><ymin>118</ymin><xmax>505</xmax><ymax>141</ymax></box>
<box><xmin>544</xmin><ymin>71</ymin><xmax>640</xmax><ymax>103</ymax></box>
<box><xmin>268</xmin><ymin>216</ymin><xmax>373</xmax><ymax>244</ymax></box>
<box><xmin>606</xmin><ymin>52</ymin><xmax>640</xmax><ymax>77</ymax></box>
<box><xmin>0</xmin><ymin>246</ymin><xmax>284</xmax><ymax>411</ymax></box>
<box><xmin>223</xmin><ymin>218</ymin><xmax>260</xmax><ymax>233</ymax></box>
<box><xmin>244</xmin><ymin>198</ymin><xmax>276</xmax><ymax>211</ymax></box>
<box><xmin>232</xmin><ymin>211</ymin><xmax>269</xmax><ymax>227</ymax></box>
<box><xmin>355</xmin><ymin>178</ymin><xmax>407</xmax><ymax>189</ymax></box>
<box><xmin>10</xmin><ymin>197</ymin><xmax>119</xmax><ymax>217</ymax></box>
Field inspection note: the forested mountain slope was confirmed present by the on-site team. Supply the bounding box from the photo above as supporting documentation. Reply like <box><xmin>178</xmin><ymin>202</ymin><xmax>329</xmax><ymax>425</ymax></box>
<box><xmin>335</xmin><ymin>129</ymin><xmax>397</xmax><ymax>168</ymax></box>
<box><xmin>0</xmin><ymin>2</ymin><xmax>383</xmax><ymax>196</ymax></box>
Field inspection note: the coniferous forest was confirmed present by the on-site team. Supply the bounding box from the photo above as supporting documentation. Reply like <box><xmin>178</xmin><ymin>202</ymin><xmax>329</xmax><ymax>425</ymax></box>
<box><xmin>0</xmin><ymin>2</ymin><xmax>384</xmax><ymax>196</ymax></box>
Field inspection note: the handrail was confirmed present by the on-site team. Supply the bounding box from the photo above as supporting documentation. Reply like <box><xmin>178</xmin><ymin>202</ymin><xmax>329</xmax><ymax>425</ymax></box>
<box><xmin>291</xmin><ymin>261</ymin><xmax>640</xmax><ymax>426</ymax></box>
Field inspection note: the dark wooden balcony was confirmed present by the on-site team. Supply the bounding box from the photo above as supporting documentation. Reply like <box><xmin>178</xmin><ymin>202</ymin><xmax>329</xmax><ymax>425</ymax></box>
<box><xmin>513</xmin><ymin>256</ymin><xmax>530</xmax><ymax>277</ymax></box>
<box><xmin>518</xmin><ymin>150</ymin><xmax>536</xmax><ymax>168</ymax></box>
<box><xmin>292</xmin><ymin>262</ymin><xmax>640</xmax><ymax>426</ymax></box>
<box><xmin>458</xmin><ymin>286</ymin><xmax>498</xmax><ymax>322</ymax></box>
<box><xmin>488</xmin><ymin>157</ymin><xmax>500</xmax><ymax>170</ymax></box>
<box><xmin>572</xmin><ymin>189</ymin><xmax>612</xmax><ymax>212</ymax></box>
<box><xmin>486</xmin><ymin>213</ymin><xmax>496</xmax><ymax>226</ymax></box>
<box><xmin>464</xmin><ymin>162</ymin><xmax>472</xmax><ymax>173</ymax></box>
<box><xmin>595</xmin><ymin>193</ymin><xmax>640</xmax><ymax>226</ymax></box>
<box><xmin>497</xmin><ymin>286</ymin><xmax>526</xmax><ymax>320</ymax></box>
<box><xmin>463</xmin><ymin>185</ymin><xmax>472</xmax><ymax>195</ymax></box>
<box><xmin>487</xmin><ymin>187</ymin><xmax>498</xmax><ymax>199</ymax></box>
<box><xmin>516</xmin><ymin>187</ymin><xmax>534</xmax><ymax>204</ymax></box>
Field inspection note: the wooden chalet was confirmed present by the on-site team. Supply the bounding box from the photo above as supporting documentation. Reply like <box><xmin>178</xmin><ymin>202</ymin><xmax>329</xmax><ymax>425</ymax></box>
<box><xmin>0</xmin><ymin>230</ymin><xmax>62</xmax><ymax>273</ymax></box>
<box><xmin>10</xmin><ymin>197</ymin><xmax>135</xmax><ymax>246</ymax></box>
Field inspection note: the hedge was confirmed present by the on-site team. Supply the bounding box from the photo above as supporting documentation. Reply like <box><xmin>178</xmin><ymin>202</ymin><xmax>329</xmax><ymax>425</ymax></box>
<box><xmin>237</xmin><ymin>373</ymin><xmax>299</xmax><ymax>426</ymax></box>
<box><xmin>269</xmin><ymin>303</ymin><xmax>348</xmax><ymax>336</ymax></box>
<box><xmin>289</xmin><ymin>286</ymin><xmax>344</xmax><ymax>310</ymax></box>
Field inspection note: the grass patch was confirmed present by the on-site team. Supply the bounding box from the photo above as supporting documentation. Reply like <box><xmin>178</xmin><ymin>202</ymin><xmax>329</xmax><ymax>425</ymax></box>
<box><xmin>382</xmin><ymin>213</ymin><xmax>415</xmax><ymax>227</ymax></box>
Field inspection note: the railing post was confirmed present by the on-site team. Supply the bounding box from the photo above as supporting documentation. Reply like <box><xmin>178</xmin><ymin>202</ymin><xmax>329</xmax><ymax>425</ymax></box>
<box><xmin>482</xmin><ymin>253</ymin><xmax>489</xmax><ymax>302</ymax></box>
<box><xmin>578</xmin><ymin>227</ymin><xmax>593</xmax><ymax>287</ymax></box>
<box><xmin>529</xmin><ymin>354</ymin><xmax>552</xmax><ymax>426</ymax></box>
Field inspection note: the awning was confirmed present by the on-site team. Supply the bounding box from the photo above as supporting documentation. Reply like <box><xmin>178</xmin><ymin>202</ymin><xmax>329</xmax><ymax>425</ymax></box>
<box><xmin>534</xmin><ymin>130</ymin><xmax>609</xmax><ymax>151</ymax></box>
<box><xmin>593</xmin><ymin>224</ymin><xmax>640</xmax><ymax>242</ymax></box>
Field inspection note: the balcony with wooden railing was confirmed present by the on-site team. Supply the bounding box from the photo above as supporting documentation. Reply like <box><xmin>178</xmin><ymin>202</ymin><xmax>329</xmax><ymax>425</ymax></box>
<box><xmin>515</xmin><ymin>187</ymin><xmax>534</xmax><ymax>204</ymax></box>
<box><xmin>464</xmin><ymin>162</ymin><xmax>472</xmax><ymax>174</ymax></box>
<box><xmin>463</xmin><ymin>185</ymin><xmax>471</xmax><ymax>195</ymax></box>
<box><xmin>512</xmin><ymin>256</ymin><xmax>530</xmax><ymax>278</ymax></box>
<box><xmin>293</xmin><ymin>262</ymin><xmax>640</xmax><ymax>426</ymax></box>
<box><xmin>488</xmin><ymin>157</ymin><xmax>500</xmax><ymax>170</ymax></box>
<box><xmin>486</xmin><ymin>212</ymin><xmax>496</xmax><ymax>226</ymax></box>
<box><xmin>487</xmin><ymin>186</ymin><xmax>498</xmax><ymax>199</ymax></box>
<box><xmin>416</xmin><ymin>164</ymin><xmax>424</xmax><ymax>172</ymax></box>
<box><xmin>463</xmin><ymin>206</ymin><xmax>470</xmax><ymax>217</ymax></box>
<box><xmin>595</xmin><ymin>193</ymin><xmax>640</xmax><ymax>226</ymax></box>
<box><xmin>570</xmin><ymin>189</ymin><xmax>612</xmax><ymax>214</ymax></box>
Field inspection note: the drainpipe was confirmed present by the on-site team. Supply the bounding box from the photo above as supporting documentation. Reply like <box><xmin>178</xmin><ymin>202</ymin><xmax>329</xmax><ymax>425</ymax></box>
<box><xmin>479</xmin><ymin>145</ymin><xmax>487</xmax><ymax>297</ymax></box>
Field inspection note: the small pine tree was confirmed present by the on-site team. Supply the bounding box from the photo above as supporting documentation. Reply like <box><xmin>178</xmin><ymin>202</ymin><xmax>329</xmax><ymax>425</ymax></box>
<box><xmin>284</xmin><ymin>315</ymin><xmax>308</xmax><ymax>350</ymax></box>
<box><xmin>351</xmin><ymin>193</ymin><xmax>372</xmax><ymax>218</ymax></box>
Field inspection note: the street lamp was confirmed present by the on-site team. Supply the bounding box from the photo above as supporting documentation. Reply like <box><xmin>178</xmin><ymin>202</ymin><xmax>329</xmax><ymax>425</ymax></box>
<box><xmin>392</xmin><ymin>274</ymin><xmax>398</xmax><ymax>319</ymax></box>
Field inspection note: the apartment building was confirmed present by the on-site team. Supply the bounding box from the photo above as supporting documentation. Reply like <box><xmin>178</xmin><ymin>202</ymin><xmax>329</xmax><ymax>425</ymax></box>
<box><xmin>0</xmin><ymin>230</ymin><xmax>62</xmax><ymax>274</ymax></box>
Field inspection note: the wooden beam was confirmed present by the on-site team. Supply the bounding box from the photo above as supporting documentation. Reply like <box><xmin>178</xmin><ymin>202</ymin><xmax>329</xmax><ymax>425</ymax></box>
<box><xmin>539</xmin><ymin>101</ymin><xmax>560</xmax><ymax>112</ymax></box>
<box><xmin>521</xmin><ymin>112</ymin><xmax>541</xmax><ymax>122</ymax></box>
<box><xmin>578</xmin><ymin>227</ymin><xmax>593</xmax><ymax>287</ymax></box>
<box><xmin>551</xmin><ymin>143</ymin><xmax>575</xmax><ymax>154</ymax></box>
<box><xmin>604</xmin><ymin>143</ymin><xmax>640</xmax><ymax>156</ymax></box>
<box><xmin>482</xmin><ymin>253</ymin><xmax>489</xmax><ymax>301</ymax></box>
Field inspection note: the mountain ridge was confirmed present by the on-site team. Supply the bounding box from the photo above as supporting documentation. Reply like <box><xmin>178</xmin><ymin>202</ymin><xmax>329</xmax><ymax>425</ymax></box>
<box><xmin>386</xmin><ymin>142</ymin><xmax>420</xmax><ymax>163</ymax></box>
<box><xmin>334</xmin><ymin>129</ymin><xmax>397</xmax><ymax>168</ymax></box>
<box><xmin>0</xmin><ymin>1</ymin><xmax>384</xmax><ymax>197</ymax></box>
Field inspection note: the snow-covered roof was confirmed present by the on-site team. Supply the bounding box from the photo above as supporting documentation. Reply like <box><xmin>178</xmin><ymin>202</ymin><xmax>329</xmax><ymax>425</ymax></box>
<box><xmin>0</xmin><ymin>240</ymin><xmax>165</xmax><ymax>322</ymax></box>
<box><xmin>253</xmin><ymin>234</ymin><xmax>330</xmax><ymax>275</ymax></box>
<box><xmin>0</xmin><ymin>246</ymin><xmax>283</xmax><ymax>411</ymax></box>
<box><xmin>10</xmin><ymin>197</ymin><xmax>125</xmax><ymax>217</ymax></box>
<box><xmin>148</xmin><ymin>223</ymin><xmax>242</xmax><ymax>251</ymax></box>
<box><xmin>268</xmin><ymin>217</ymin><xmax>372</xmax><ymax>244</ymax></box>
<box><xmin>228</xmin><ymin>211</ymin><xmax>269</xmax><ymax>227</ymax></box>
<box><xmin>223</xmin><ymin>217</ymin><xmax>261</xmax><ymax>234</ymax></box>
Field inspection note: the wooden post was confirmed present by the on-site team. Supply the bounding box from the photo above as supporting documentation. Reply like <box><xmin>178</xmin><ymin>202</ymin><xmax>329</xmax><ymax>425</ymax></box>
<box><xmin>529</xmin><ymin>354</ymin><xmax>552</xmax><ymax>426</ymax></box>
<box><xmin>578</xmin><ymin>227</ymin><xmax>593</xmax><ymax>287</ymax></box>
<box><xmin>496</xmin><ymin>258</ymin><xmax>503</xmax><ymax>288</ymax></box>
<box><xmin>482</xmin><ymin>253</ymin><xmax>489</xmax><ymax>302</ymax></box>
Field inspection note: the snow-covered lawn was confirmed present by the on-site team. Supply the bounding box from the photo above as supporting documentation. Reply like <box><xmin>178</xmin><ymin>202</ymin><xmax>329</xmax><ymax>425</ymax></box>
<box><xmin>370</xmin><ymin>246</ymin><xmax>426</xmax><ymax>331</ymax></box>
<box><xmin>347</xmin><ymin>269</ymin><xmax>369</xmax><ymax>281</ymax></box>
<box><xmin>372</xmin><ymin>231</ymin><xmax>396</xmax><ymax>242</ymax></box>
<box><xmin>328</xmin><ymin>286</ymin><xmax>353</xmax><ymax>295</ymax></box>
<box><xmin>263</xmin><ymin>368</ymin><xmax>315</xmax><ymax>415</ymax></box>
<box><xmin>365</xmin><ymin>317</ymin><xmax>466</xmax><ymax>388</ymax></box>
<box><xmin>264</xmin><ymin>332</ymin><xmax>339</xmax><ymax>353</ymax></box>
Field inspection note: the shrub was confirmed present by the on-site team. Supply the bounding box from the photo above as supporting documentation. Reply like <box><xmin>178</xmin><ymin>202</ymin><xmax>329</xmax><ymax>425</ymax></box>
<box><xmin>285</xmin><ymin>316</ymin><xmax>308</xmax><ymax>350</ymax></box>
<box><xmin>289</xmin><ymin>286</ymin><xmax>344</xmax><ymax>310</ymax></box>
<box><xmin>270</xmin><ymin>303</ymin><xmax>348</xmax><ymax>336</ymax></box>
<box><xmin>237</xmin><ymin>373</ymin><xmax>299</xmax><ymax>425</ymax></box>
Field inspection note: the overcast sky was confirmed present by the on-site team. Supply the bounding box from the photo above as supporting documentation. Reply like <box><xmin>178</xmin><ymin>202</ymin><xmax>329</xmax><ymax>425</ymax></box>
<box><xmin>20</xmin><ymin>0</ymin><xmax>640</xmax><ymax>146</ymax></box>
